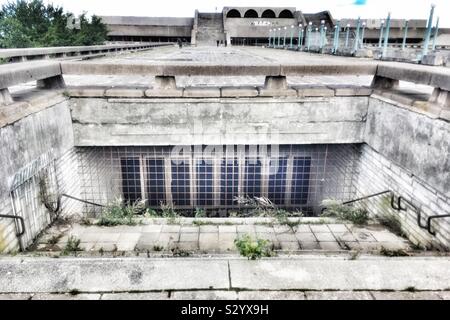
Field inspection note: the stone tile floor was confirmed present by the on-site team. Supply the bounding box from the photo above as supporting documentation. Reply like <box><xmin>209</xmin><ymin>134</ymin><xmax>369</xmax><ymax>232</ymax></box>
<box><xmin>33</xmin><ymin>218</ymin><xmax>412</xmax><ymax>256</ymax></box>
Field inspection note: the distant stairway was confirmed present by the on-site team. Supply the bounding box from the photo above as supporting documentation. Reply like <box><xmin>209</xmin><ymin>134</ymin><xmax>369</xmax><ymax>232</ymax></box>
<box><xmin>196</xmin><ymin>13</ymin><xmax>225</xmax><ymax>46</ymax></box>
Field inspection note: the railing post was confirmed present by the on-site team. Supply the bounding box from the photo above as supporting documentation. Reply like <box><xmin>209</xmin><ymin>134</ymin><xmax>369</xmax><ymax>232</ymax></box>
<box><xmin>402</xmin><ymin>20</ymin><xmax>409</xmax><ymax>51</ymax></box>
<box><xmin>298</xmin><ymin>24</ymin><xmax>303</xmax><ymax>50</ymax></box>
<box><xmin>432</xmin><ymin>17</ymin><xmax>440</xmax><ymax>51</ymax></box>
<box><xmin>361</xmin><ymin>22</ymin><xmax>366</xmax><ymax>49</ymax></box>
<box><xmin>333</xmin><ymin>21</ymin><xmax>341</xmax><ymax>54</ymax></box>
<box><xmin>319</xmin><ymin>20</ymin><xmax>325</xmax><ymax>50</ymax></box>
<box><xmin>307</xmin><ymin>22</ymin><xmax>312</xmax><ymax>51</ymax></box>
<box><xmin>269</xmin><ymin>29</ymin><xmax>272</xmax><ymax>47</ymax></box>
<box><xmin>0</xmin><ymin>88</ymin><xmax>13</xmax><ymax>106</ymax></box>
<box><xmin>277</xmin><ymin>28</ymin><xmax>281</xmax><ymax>48</ymax></box>
<box><xmin>345</xmin><ymin>24</ymin><xmax>350</xmax><ymax>48</ymax></box>
<box><xmin>36</xmin><ymin>75</ymin><xmax>66</xmax><ymax>90</ymax></box>
<box><xmin>283</xmin><ymin>26</ymin><xmax>287</xmax><ymax>48</ymax></box>
<box><xmin>382</xmin><ymin>12</ymin><xmax>391</xmax><ymax>58</ymax></box>
<box><xmin>422</xmin><ymin>4</ymin><xmax>436</xmax><ymax>57</ymax></box>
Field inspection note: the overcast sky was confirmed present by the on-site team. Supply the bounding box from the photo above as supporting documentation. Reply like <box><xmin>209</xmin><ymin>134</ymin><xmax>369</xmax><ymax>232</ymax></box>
<box><xmin>1</xmin><ymin>0</ymin><xmax>449</xmax><ymax>27</ymax></box>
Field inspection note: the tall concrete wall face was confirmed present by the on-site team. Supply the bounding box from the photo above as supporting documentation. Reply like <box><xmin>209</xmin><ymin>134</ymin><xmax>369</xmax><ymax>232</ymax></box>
<box><xmin>356</xmin><ymin>98</ymin><xmax>450</xmax><ymax>249</ymax></box>
<box><xmin>0</xmin><ymin>101</ymin><xmax>79</xmax><ymax>253</ymax></box>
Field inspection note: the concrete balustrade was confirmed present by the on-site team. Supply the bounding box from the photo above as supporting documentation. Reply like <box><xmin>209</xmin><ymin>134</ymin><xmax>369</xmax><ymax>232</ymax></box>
<box><xmin>1</xmin><ymin>59</ymin><xmax>450</xmax><ymax>110</ymax></box>
<box><xmin>0</xmin><ymin>43</ymin><xmax>172</xmax><ymax>63</ymax></box>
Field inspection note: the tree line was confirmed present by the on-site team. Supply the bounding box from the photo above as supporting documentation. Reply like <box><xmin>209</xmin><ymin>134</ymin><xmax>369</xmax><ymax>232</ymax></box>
<box><xmin>0</xmin><ymin>0</ymin><xmax>108</xmax><ymax>48</ymax></box>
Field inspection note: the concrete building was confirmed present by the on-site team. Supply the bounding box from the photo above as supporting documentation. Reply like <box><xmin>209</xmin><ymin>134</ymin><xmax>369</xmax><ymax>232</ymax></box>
<box><xmin>99</xmin><ymin>6</ymin><xmax>450</xmax><ymax>46</ymax></box>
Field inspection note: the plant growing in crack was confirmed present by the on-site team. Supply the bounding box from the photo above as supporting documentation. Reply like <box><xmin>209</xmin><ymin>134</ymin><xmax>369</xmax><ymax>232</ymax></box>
<box><xmin>234</xmin><ymin>234</ymin><xmax>273</xmax><ymax>260</ymax></box>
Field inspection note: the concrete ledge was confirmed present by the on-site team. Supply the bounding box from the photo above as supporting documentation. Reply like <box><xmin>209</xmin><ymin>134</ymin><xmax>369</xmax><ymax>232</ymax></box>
<box><xmin>295</xmin><ymin>86</ymin><xmax>335</xmax><ymax>98</ymax></box>
<box><xmin>145</xmin><ymin>89</ymin><xmax>184</xmax><ymax>97</ymax></box>
<box><xmin>183</xmin><ymin>87</ymin><xmax>221</xmax><ymax>98</ymax></box>
<box><xmin>67</xmin><ymin>86</ymin><xmax>108</xmax><ymax>98</ymax></box>
<box><xmin>331</xmin><ymin>86</ymin><xmax>373</xmax><ymax>97</ymax></box>
<box><xmin>104</xmin><ymin>88</ymin><xmax>145</xmax><ymax>98</ymax></box>
<box><xmin>221</xmin><ymin>87</ymin><xmax>259</xmax><ymax>98</ymax></box>
<box><xmin>0</xmin><ymin>61</ymin><xmax>61</xmax><ymax>90</ymax></box>
<box><xmin>258</xmin><ymin>88</ymin><xmax>297</xmax><ymax>97</ymax></box>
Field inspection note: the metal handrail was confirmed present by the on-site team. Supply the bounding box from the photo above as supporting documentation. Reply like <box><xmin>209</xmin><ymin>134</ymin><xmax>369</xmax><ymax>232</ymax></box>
<box><xmin>0</xmin><ymin>214</ymin><xmax>25</xmax><ymax>237</ymax></box>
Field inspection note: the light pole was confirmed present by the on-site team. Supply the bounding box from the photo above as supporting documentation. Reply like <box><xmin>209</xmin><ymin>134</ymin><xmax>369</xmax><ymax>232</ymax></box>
<box><xmin>345</xmin><ymin>24</ymin><xmax>350</xmax><ymax>48</ymax></box>
<box><xmin>333</xmin><ymin>21</ymin><xmax>341</xmax><ymax>54</ymax></box>
<box><xmin>432</xmin><ymin>17</ymin><xmax>440</xmax><ymax>51</ymax></box>
<box><xmin>378</xmin><ymin>20</ymin><xmax>385</xmax><ymax>48</ymax></box>
<box><xmin>422</xmin><ymin>4</ymin><xmax>436</xmax><ymax>57</ymax></box>
<box><xmin>353</xmin><ymin>17</ymin><xmax>361</xmax><ymax>53</ymax></box>
<box><xmin>277</xmin><ymin>28</ymin><xmax>281</xmax><ymax>48</ymax></box>
<box><xmin>401</xmin><ymin>20</ymin><xmax>409</xmax><ymax>50</ymax></box>
<box><xmin>269</xmin><ymin>29</ymin><xmax>272</xmax><ymax>47</ymax></box>
<box><xmin>361</xmin><ymin>22</ymin><xmax>366</xmax><ymax>49</ymax></box>
<box><xmin>319</xmin><ymin>20</ymin><xmax>325</xmax><ymax>50</ymax></box>
<box><xmin>382</xmin><ymin>12</ymin><xmax>391</xmax><ymax>58</ymax></box>
<box><xmin>283</xmin><ymin>26</ymin><xmax>287</xmax><ymax>48</ymax></box>
<box><xmin>290</xmin><ymin>25</ymin><xmax>294</xmax><ymax>48</ymax></box>
<box><xmin>307</xmin><ymin>22</ymin><xmax>312</xmax><ymax>51</ymax></box>
<box><xmin>298</xmin><ymin>24</ymin><xmax>303</xmax><ymax>50</ymax></box>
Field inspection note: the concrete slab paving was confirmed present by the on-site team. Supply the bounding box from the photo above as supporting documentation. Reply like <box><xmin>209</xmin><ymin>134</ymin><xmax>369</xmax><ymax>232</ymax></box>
<box><xmin>101</xmin><ymin>292</ymin><xmax>170</xmax><ymax>300</ymax></box>
<box><xmin>370</xmin><ymin>291</ymin><xmax>443</xmax><ymax>300</ymax></box>
<box><xmin>305</xmin><ymin>291</ymin><xmax>374</xmax><ymax>300</ymax></box>
<box><xmin>172</xmin><ymin>291</ymin><xmax>238</xmax><ymax>300</ymax></box>
<box><xmin>238</xmin><ymin>291</ymin><xmax>306</xmax><ymax>300</ymax></box>
<box><xmin>31</xmin><ymin>293</ymin><xmax>101</xmax><ymax>300</ymax></box>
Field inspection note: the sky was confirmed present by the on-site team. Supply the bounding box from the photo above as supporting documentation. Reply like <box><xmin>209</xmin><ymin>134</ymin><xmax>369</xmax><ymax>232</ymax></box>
<box><xmin>1</xmin><ymin>0</ymin><xmax>449</xmax><ymax>27</ymax></box>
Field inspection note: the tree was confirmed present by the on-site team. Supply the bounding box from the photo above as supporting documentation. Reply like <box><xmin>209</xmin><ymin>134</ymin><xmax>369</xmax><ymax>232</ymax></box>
<box><xmin>0</xmin><ymin>0</ymin><xmax>108</xmax><ymax>48</ymax></box>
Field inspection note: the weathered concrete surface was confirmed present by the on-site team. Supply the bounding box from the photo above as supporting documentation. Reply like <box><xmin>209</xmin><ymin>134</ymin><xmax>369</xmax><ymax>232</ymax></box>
<box><xmin>365</xmin><ymin>96</ymin><xmax>450</xmax><ymax>198</ymax></box>
<box><xmin>1</xmin><ymin>256</ymin><xmax>450</xmax><ymax>293</ymax></box>
<box><xmin>0</xmin><ymin>258</ymin><xmax>229</xmax><ymax>293</ymax></box>
<box><xmin>0</xmin><ymin>61</ymin><xmax>61</xmax><ymax>90</ymax></box>
<box><xmin>70</xmin><ymin>97</ymin><xmax>369</xmax><ymax>146</ymax></box>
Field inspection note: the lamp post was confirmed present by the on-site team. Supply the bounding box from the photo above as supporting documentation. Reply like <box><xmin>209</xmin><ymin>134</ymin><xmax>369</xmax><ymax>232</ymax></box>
<box><xmin>345</xmin><ymin>24</ymin><xmax>350</xmax><ymax>48</ymax></box>
<box><xmin>277</xmin><ymin>28</ymin><xmax>281</xmax><ymax>48</ymax></box>
<box><xmin>283</xmin><ymin>26</ymin><xmax>287</xmax><ymax>47</ymax></box>
<box><xmin>298</xmin><ymin>24</ymin><xmax>303</xmax><ymax>50</ymax></box>
<box><xmin>319</xmin><ymin>20</ymin><xmax>325</xmax><ymax>50</ymax></box>
<box><xmin>432</xmin><ymin>17</ymin><xmax>440</xmax><ymax>51</ymax></box>
<box><xmin>401</xmin><ymin>20</ymin><xmax>409</xmax><ymax>50</ymax></box>
<box><xmin>269</xmin><ymin>29</ymin><xmax>272</xmax><ymax>47</ymax></box>
<box><xmin>361</xmin><ymin>22</ymin><xmax>366</xmax><ymax>49</ymax></box>
<box><xmin>422</xmin><ymin>4</ymin><xmax>436</xmax><ymax>57</ymax></box>
<box><xmin>333</xmin><ymin>21</ymin><xmax>341</xmax><ymax>54</ymax></box>
<box><xmin>379</xmin><ymin>20</ymin><xmax>385</xmax><ymax>48</ymax></box>
<box><xmin>353</xmin><ymin>17</ymin><xmax>361</xmax><ymax>53</ymax></box>
<box><xmin>382</xmin><ymin>12</ymin><xmax>391</xmax><ymax>58</ymax></box>
<box><xmin>290</xmin><ymin>25</ymin><xmax>294</xmax><ymax>48</ymax></box>
<box><xmin>307</xmin><ymin>22</ymin><xmax>312</xmax><ymax>51</ymax></box>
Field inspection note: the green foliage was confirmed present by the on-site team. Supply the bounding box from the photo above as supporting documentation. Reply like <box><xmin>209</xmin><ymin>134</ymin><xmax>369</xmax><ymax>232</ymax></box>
<box><xmin>61</xmin><ymin>236</ymin><xmax>81</xmax><ymax>255</ymax></box>
<box><xmin>376</xmin><ymin>214</ymin><xmax>405</xmax><ymax>237</ymax></box>
<box><xmin>321</xmin><ymin>199</ymin><xmax>369</xmax><ymax>225</ymax></box>
<box><xmin>234</xmin><ymin>234</ymin><xmax>273</xmax><ymax>260</ymax></box>
<box><xmin>195</xmin><ymin>208</ymin><xmax>206</xmax><ymax>218</ymax></box>
<box><xmin>0</xmin><ymin>0</ymin><xmax>108</xmax><ymax>48</ymax></box>
<box><xmin>98</xmin><ymin>199</ymin><xmax>145</xmax><ymax>226</ymax></box>
<box><xmin>160</xmin><ymin>202</ymin><xmax>179</xmax><ymax>224</ymax></box>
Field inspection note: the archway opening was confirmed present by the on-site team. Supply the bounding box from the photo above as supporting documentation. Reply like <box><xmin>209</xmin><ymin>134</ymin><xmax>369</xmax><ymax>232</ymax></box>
<box><xmin>226</xmin><ymin>9</ymin><xmax>241</xmax><ymax>18</ymax></box>
<box><xmin>279</xmin><ymin>10</ymin><xmax>294</xmax><ymax>19</ymax></box>
<box><xmin>244</xmin><ymin>9</ymin><xmax>258</xmax><ymax>18</ymax></box>
<box><xmin>261</xmin><ymin>9</ymin><xmax>276</xmax><ymax>18</ymax></box>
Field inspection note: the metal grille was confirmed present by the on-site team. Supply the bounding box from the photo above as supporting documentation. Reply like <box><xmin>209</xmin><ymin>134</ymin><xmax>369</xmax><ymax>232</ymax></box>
<box><xmin>76</xmin><ymin>145</ymin><xmax>359</xmax><ymax>216</ymax></box>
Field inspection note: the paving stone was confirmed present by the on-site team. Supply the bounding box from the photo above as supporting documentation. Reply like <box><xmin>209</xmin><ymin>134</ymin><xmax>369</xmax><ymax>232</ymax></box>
<box><xmin>158</xmin><ymin>232</ymin><xmax>179</xmax><ymax>243</ymax></box>
<box><xmin>294</xmin><ymin>225</ymin><xmax>312</xmax><ymax>233</ymax></box>
<box><xmin>370</xmin><ymin>230</ymin><xmax>404</xmax><ymax>242</ymax></box>
<box><xmin>437</xmin><ymin>291</ymin><xmax>450</xmax><ymax>300</ymax></box>
<box><xmin>179</xmin><ymin>232</ymin><xmax>199</xmax><ymax>242</ymax></box>
<box><xmin>306</xmin><ymin>291</ymin><xmax>373</xmax><ymax>300</ymax></box>
<box><xmin>161</xmin><ymin>225</ymin><xmax>181</xmax><ymax>233</ymax></box>
<box><xmin>173</xmin><ymin>241</ymin><xmax>199</xmax><ymax>251</ymax></box>
<box><xmin>276</xmin><ymin>233</ymin><xmax>298</xmax><ymax>242</ymax></box>
<box><xmin>117</xmin><ymin>233</ymin><xmax>141</xmax><ymax>243</ymax></box>
<box><xmin>352</xmin><ymin>231</ymin><xmax>377</xmax><ymax>242</ymax></box>
<box><xmin>218</xmin><ymin>233</ymin><xmax>237</xmax><ymax>252</ymax></box>
<box><xmin>91</xmin><ymin>243</ymin><xmax>119</xmax><ymax>252</ymax></box>
<box><xmin>257</xmin><ymin>233</ymin><xmax>277</xmax><ymax>242</ymax></box>
<box><xmin>327</xmin><ymin>224</ymin><xmax>349</xmax><ymax>233</ymax></box>
<box><xmin>319</xmin><ymin>242</ymin><xmax>343</xmax><ymax>251</ymax></box>
<box><xmin>295</xmin><ymin>232</ymin><xmax>317</xmax><ymax>242</ymax></box>
<box><xmin>255</xmin><ymin>225</ymin><xmax>274</xmax><ymax>233</ymax></box>
<box><xmin>300</xmin><ymin>241</ymin><xmax>321</xmax><ymax>250</ymax></box>
<box><xmin>334</xmin><ymin>232</ymin><xmax>358</xmax><ymax>242</ymax></box>
<box><xmin>79</xmin><ymin>233</ymin><xmax>102</xmax><ymax>242</ymax></box>
<box><xmin>279</xmin><ymin>241</ymin><xmax>301</xmax><ymax>251</ymax></box>
<box><xmin>218</xmin><ymin>225</ymin><xmax>237</xmax><ymax>233</ymax></box>
<box><xmin>116</xmin><ymin>241</ymin><xmax>137</xmax><ymax>251</ymax></box>
<box><xmin>273</xmin><ymin>225</ymin><xmax>291</xmax><ymax>233</ymax></box>
<box><xmin>357</xmin><ymin>242</ymin><xmax>383</xmax><ymax>251</ymax></box>
<box><xmin>314</xmin><ymin>233</ymin><xmax>336</xmax><ymax>242</ymax></box>
<box><xmin>371</xmin><ymin>291</ymin><xmax>442</xmax><ymax>300</ymax></box>
<box><xmin>310</xmin><ymin>225</ymin><xmax>330</xmax><ymax>233</ymax></box>
<box><xmin>138</xmin><ymin>232</ymin><xmax>160</xmax><ymax>243</ymax></box>
<box><xmin>238</xmin><ymin>291</ymin><xmax>306</xmax><ymax>300</ymax></box>
<box><xmin>180</xmin><ymin>226</ymin><xmax>199</xmax><ymax>233</ymax></box>
<box><xmin>200</xmin><ymin>225</ymin><xmax>219</xmax><ymax>233</ymax></box>
<box><xmin>141</xmin><ymin>225</ymin><xmax>162</xmax><ymax>233</ymax></box>
<box><xmin>237</xmin><ymin>225</ymin><xmax>256</xmax><ymax>233</ymax></box>
<box><xmin>199</xmin><ymin>233</ymin><xmax>219</xmax><ymax>251</ymax></box>
<box><xmin>172</xmin><ymin>291</ymin><xmax>238</xmax><ymax>300</ymax></box>
<box><xmin>96</xmin><ymin>233</ymin><xmax>121</xmax><ymax>242</ymax></box>
<box><xmin>101</xmin><ymin>292</ymin><xmax>170</xmax><ymax>300</ymax></box>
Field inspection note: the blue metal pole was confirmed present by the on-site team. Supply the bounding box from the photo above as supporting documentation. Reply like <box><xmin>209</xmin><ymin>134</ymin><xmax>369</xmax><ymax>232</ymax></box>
<box><xmin>378</xmin><ymin>21</ymin><xmax>385</xmax><ymax>48</ymax></box>
<box><xmin>345</xmin><ymin>24</ymin><xmax>350</xmax><ymax>48</ymax></box>
<box><xmin>432</xmin><ymin>17</ymin><xmax>440</xmax><ymax>51</ymax></box>
<box><xmin>402</xmin><ymin>20</ymin><xmax>409</xmax><ymax>50</ymax></box>
<box><xmin>319</xmin><ymin>20</ymin><xmax>325</xmax><ymax>50</ymax></box>
<box><xmin>269</xmin><ymin>29</ymin><xmax>272</xmax><ymax>47</ymax></box>
<box><xmin>334</xmin><ymin>21</ymin><xmax>341</xmax><ymax>53</ymax></box>
<box><xmin>353</xmin><ymin>17</ymin><xmax>361</xmax><ymax>53</ymax></box>
<box><xmin>283</xmin><ymin>27</ymin><xmax>287</xmax><ymax>47</ymax></box>
<box><xmin>307</xmin><ymin>23</ymin><xmax>312</xmax><ymax>51</ymax></box>
<box><xmin>300</xmin><ymin>28</ymin><xmax>304</xmax><ymax>50</ymax></box>
<box><xmin>422</xmin><ymin>4</ymin><xmax>435</xmax><ymax>57</ymax></box>
<box><xmin>298</xmin><ymin>24</ymin><xmax>303</xmax><ymax>49</ymax></box>
<box><xmin>277</xmin><ymin>28</ymin><xmax>281</xmax><ymax>48</ymax></box>
<box><xmin>382</xmin><ymin>13</ymin><xmax>391</xmax><ymax>57</ymax></box>
<box><xmin>360</xmin><ymin>22</ymin><xmax>366</xmax><ymax>49</ymax></box>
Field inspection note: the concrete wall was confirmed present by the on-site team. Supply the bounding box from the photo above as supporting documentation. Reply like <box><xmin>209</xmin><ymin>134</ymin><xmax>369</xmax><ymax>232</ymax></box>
<box><xmin>70</xmin><ymin>97</ymin><xmax>369</xmax><ymax>147</ymax></box>
<box><xmin>0</xmin><ymin>100</ymin><xmax>76</xmax><ymax>253</ymax></box>
<box><xmin>224</xmin><ymin>18</ymin><xmax>298</xmax><ymax>38</ymax></box>
<box><xmin>356</xmin><ymin>97</ymin><xmax>450</xmax><ymax>249</ymax></box>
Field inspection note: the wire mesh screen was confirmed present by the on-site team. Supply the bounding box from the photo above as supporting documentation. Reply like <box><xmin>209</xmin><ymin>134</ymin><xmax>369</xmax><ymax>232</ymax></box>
<box><xmin>76</xmin><ymin>144</ymin><xmax>360</xmax><ymax>216</ymax></box>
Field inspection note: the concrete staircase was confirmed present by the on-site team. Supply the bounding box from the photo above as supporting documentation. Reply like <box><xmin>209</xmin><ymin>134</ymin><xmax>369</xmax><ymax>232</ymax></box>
<box><xmin>196</xmin><ymin>13</ymin><xmax>225</xmax><ymax>46</ymax></box>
